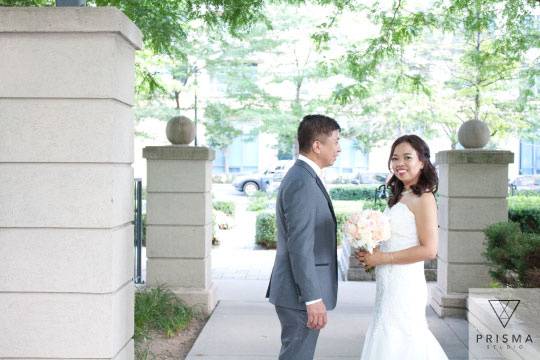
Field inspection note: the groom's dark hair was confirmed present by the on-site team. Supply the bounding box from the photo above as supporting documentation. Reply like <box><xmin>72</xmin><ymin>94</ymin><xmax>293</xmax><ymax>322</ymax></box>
<box><xmin>297</xmin><ymin>114</ymin><xmax>341</xmax><ymax>153</ymax></box>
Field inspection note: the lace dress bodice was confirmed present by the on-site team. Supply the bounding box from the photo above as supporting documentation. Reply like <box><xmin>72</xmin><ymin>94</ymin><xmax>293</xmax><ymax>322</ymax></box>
<box><xmin>382</xmin><ymin>202</ymin><xmax>419</xmax><ymax>251</ymax></box>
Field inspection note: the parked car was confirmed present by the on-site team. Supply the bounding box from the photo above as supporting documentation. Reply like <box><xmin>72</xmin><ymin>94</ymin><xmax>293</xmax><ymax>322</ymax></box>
<box><xmin>350</xmin><ymin>172</ymin><xmax>389</xmax><ymax>185</ymax></box>
<box><xmin>232</xmin><ymin>161</ymin><xmax>293</xmax><ymax>196</ymax></box>
<box><xmin>509</xmin><ymin>175</ymin><xmax>540</xmax><ymax>193</ymax></box>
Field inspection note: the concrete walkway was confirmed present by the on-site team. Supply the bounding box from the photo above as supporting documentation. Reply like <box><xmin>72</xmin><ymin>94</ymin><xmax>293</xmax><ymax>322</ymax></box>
<box><xmin>211</xmin><ymin>191</ymin><xmax>276</xmax><ymax>281</ymax></box>
<box><xmin>186</xmin><ymin>279</ymin><xmax>470</xmax><ymax>359</ymax></box>
<box><xmin>187</xmin><ymin>187</ymin><xmax>470</xmax><ymax>359</ymax></box>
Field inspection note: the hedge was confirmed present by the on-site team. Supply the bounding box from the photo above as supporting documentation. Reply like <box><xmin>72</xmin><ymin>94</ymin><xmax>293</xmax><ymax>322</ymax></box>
<box><xmin>329</xmin><ymin>185</ymin><xmax>380</xmax><ymax>201</ymax></box>
<box><xmin>510</xmin><ymin>189</ymin><xmax>540</xmax><ymax>197</ymax></box>
<box><xmin>508</xmin><ymin>196</ymin><xmax>540</xmax><ymax>234</ymax></box>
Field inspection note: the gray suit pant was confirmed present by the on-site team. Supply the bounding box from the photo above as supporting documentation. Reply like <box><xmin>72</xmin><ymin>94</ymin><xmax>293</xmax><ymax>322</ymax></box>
<box><xmin>275</xmin><ymin>305</ymin><xmax>320</xmax><ymax>360</ymax></box>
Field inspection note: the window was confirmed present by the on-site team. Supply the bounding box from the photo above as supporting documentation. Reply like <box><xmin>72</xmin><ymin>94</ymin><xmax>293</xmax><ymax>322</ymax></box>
<box><xmin>520</xmin><ymin>139</ymin><xmax>540</xmax><ymax>175</ymax></box>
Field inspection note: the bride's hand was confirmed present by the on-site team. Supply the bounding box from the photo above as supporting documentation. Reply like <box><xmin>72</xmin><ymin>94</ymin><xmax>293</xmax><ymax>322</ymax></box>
<box><xmin>355</xmin><ymin>248</ymin><xmax>382</xmax><ymax>270</ymax></box>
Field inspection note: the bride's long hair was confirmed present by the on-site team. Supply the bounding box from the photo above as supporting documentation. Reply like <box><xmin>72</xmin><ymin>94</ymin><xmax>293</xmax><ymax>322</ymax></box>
<box><xmin>386</xmin><ymin>135</ymin><xmax>438</xmax><ymax>207</ymax></box>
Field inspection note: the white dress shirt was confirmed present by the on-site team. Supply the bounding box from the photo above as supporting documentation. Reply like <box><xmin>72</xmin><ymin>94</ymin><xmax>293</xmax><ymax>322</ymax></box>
<box><xmin>298</xmin><ymin>154</ymin><xmax>324</xmax><ymax>306</ymax></box>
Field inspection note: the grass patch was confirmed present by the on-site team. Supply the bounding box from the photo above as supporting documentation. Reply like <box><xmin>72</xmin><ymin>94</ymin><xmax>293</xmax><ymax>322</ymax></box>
<box><xmin>333</xmin><ymin>200</ymin><xmax>364</xmax><ymax>213</ymax></box>
<box><xmin>135</xmin><ymin>286</ymin><xmax>193</xmax><ymax>340</ymax></box>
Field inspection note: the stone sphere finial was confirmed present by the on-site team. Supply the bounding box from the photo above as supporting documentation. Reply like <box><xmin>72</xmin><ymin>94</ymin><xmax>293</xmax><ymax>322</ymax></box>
<box><xmin>458</xmin><ymin>120</ymin><xmax>490</xmax><ymax>149</ymax></box>
<box><xmin>166</xmin><ymin>116</ymin><xmax>195</xmax><ymax>145</ymax></box>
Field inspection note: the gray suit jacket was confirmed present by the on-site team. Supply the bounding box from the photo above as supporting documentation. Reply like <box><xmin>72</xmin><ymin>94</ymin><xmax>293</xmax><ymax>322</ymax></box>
<box><xmin>266</xmin><ymin>160</ymin><xmax>338</xmax><ymax>311</ymax></box>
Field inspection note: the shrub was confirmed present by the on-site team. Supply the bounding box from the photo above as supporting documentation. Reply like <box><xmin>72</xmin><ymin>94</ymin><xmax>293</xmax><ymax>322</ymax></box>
<box><xmin>330</xmin><ymin>185</ymin><xmax>379</xmax><ymax>201</ymax></box>
<box><xmin>484</xmin><ymin>221</ymin><xmax>540</xmax><ymax>287</ymax></box>
<box><xmin>508</xmin><ymin>196</ymin><xmax>540</xmax><ymax>233</ymax></box>
<box><xmin>213</xmin><ymin>201</ymin><xmax>235</xmax><ymax>216</ymax></box>
<box><xmin>521</xmin><ymin>233</ymin><xmax>540</xmax><ymax>287</ymax></box>
<box><xmin>135</xmin><ymin>286</ymin><xmax>193</xmax><ymax>340</ymax></box>
<box><xmin>484</xmin><ymin>222</ymin><xmax>522</xmax><ymax>284</ymax></box>
<box><xmin>256</xmin><ymin>212</ymin><xmax>277</xmax><ymax>248</ymax></box>
<box><xmin>248</xmin><ymin>191</ymin><xmax>274</xmax><ymax>212</ymax></box>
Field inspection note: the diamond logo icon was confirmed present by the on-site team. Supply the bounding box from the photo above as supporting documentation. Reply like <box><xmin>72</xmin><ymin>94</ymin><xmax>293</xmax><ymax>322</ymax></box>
<box><xmin>488</xmin><ymin>299</ymin><xmax>520</xmax><ymax>328</ymax></box>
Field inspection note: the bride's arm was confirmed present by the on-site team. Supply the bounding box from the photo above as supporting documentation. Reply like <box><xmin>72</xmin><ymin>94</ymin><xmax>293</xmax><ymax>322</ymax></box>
<box><xmin>358</xmin><ymin>193</ymin><xmax>438</xmax><ymax>268</ymax></box>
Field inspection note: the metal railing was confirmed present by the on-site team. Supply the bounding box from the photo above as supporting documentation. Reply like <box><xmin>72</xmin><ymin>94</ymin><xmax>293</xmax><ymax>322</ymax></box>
<box><xmin>133</xmin><ymin>178</ymin><xmax>144</xmax><ymax>284</ymax></box>
<box><xmin>374</xmin><ymin>184</ymin><xmax>388</xmax><ymax>205</ymax></box>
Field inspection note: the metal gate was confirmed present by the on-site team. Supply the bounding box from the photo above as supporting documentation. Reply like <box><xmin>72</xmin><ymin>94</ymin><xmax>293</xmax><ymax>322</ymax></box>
<box><xmin>133</xmin><ymin>178</ymin><xmax>144</xmax><ymax>284</ymax></box>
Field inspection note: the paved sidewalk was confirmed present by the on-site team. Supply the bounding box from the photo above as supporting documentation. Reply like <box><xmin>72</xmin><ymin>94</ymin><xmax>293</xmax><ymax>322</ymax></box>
<box><xmin>211</xmin><ymin>194</ymin><xmax>276</xmax><ymax>281</ymax></box>
<box><xmin>186</xmin><ymin>279</ymin><xmax>470</xmax><ymax>359</ymax></box>
<box><xmin>192</xmin><ymin>188</ymin><xmax>470</xmax><ymax>359</ymax></box>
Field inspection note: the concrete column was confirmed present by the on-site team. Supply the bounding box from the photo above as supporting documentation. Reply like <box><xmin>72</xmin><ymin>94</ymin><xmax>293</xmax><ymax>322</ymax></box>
<box><xmin>430</xmin><ymin>150</ymin><xmax>514</xmax><ymax>317</ymax></box>
<box><xmin>143</xmin><ymin>146</ymin><xmax>217</xmax><ymax>315</ymax></box>
<box><xmin>0</xmin><ymin>8</ymin><xmax>141</xmax><ymax>359</ymax></box>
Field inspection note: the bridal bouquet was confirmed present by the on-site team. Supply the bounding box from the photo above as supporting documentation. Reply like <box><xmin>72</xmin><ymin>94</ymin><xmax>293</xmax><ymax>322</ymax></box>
<box><xmin>344</xmin><ymin>209</ymin><xmax>391</xmax><ymax>253</ymax></box>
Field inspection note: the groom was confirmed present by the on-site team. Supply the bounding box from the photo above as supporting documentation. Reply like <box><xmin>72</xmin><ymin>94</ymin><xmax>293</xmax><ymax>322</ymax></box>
<box><xmin>266</xmin><ymin>114</ymin><xmax>341</xmax><ymax>360</ymax></box>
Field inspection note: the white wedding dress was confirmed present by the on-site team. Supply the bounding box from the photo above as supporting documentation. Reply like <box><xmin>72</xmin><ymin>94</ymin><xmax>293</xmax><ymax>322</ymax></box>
<box><xmin>360</xmin><ymin>202</ymin><xmax>448</xmax><ymax>360</ymax></box>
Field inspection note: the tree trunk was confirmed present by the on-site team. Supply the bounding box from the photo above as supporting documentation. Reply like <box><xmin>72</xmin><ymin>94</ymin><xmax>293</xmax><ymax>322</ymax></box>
<box><xmin>174</xmin><ymin>91</ymin><xmax>180</xmax><ymax>109</ymax></box>
<box><xmin>223</xmin><ymin>147</ymin><xmax>230</xmax><ymax>176</ymax></box>
<box><xmin>474</xmin><ymin>5</ymin><xmax>481</xmax><ymax>122</ymax></box>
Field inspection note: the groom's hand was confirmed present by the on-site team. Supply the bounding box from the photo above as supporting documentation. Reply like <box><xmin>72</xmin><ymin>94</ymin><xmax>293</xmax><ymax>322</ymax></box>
<box><xmin>306</xmin><ymin>301</ymin><xmax>327</xmax><ymax>330</ymax></box>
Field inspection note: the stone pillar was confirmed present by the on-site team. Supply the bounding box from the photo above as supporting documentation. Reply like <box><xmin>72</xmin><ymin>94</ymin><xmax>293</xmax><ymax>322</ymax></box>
<box><xmin>143</xmin><ymin>146</ymin><xmax>217</xmax><ymax>314</ymax></box>
<box><xmin>430</xmin><ymin>150</ymin><xmax>514</xmax><ymax>317</ymax></box>
<box><xmin>0</xmin><ymin>8</ymin><xmax>141</xmax><ymax>359</ymax></box>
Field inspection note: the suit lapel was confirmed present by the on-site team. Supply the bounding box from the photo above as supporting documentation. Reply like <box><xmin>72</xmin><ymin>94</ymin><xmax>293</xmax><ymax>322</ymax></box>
<box><xmin>315</xmin><ymin>176</ymin><xmax>336</xmax><ymax>225</ymax></box>
<box><xmin>296</xmin><ymin>160</ymin><xmax>336</xmax><ymax>225</ymax></box>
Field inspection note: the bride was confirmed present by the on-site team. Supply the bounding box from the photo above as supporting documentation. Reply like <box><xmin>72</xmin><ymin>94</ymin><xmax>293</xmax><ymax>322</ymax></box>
<box><xmin>357</xmin><ymin>134</ymin><xmax>448</xmax><ymax>360</ymax></box>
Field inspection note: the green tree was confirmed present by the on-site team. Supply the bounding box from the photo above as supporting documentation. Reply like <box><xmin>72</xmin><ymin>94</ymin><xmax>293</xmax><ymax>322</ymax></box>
<box><xmin>1</xmin><ymin>0</ymin><xmax>268</xmax><ymax>96</ymax></box>
<box><xmin>321</xmin><ymin>0</ymin><xmax>540</xmax><ymax>143</ymax></box>
<box><xmin>201</xmin><ymin>22</ymin><xmax>282</xmax><ymax>167</ymax></box>
<box><xmin>0</xmin><ymin>0</ymin><xmax>266</xmax><ymax>55</ymax></box>
<box><xmin>200</xmin><ymin>4</ymin><xmax>342</xmax><ymax>161</ymax></box>
<box><xmin>254</xmin><ymin>4</ymin><xmax>347</xmax><ymax>158</ymax></box>
<box><xmin>204</xmin><ymin>103</ymin><xmax>242</xmax><ymax>175</ymax></box>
